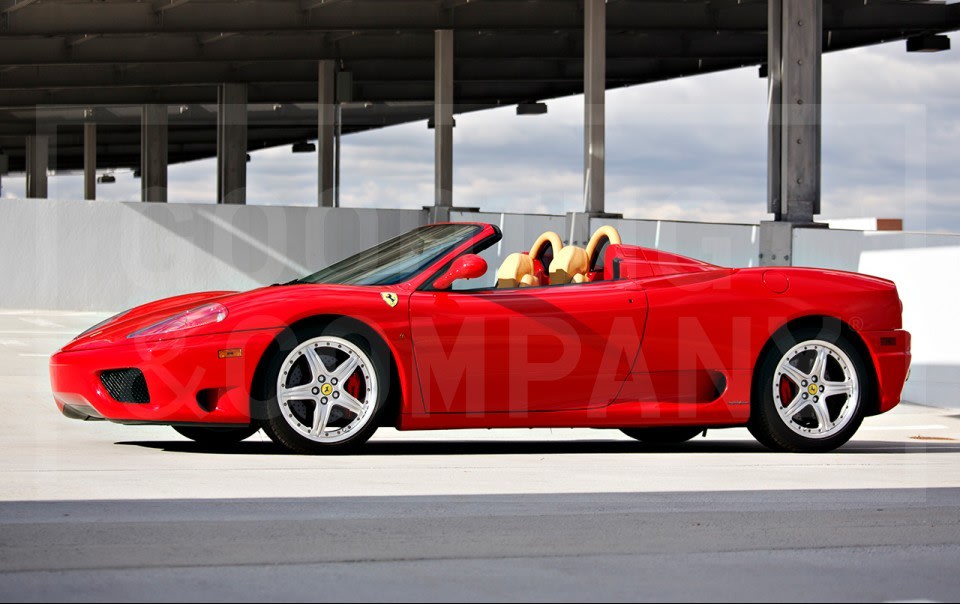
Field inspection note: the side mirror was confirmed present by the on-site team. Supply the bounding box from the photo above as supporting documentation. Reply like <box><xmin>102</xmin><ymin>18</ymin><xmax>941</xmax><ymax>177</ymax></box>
<box><xmin>433</xmin><ymin>254</ymin><xmax>488</xmax><ymax>290</ymax></box>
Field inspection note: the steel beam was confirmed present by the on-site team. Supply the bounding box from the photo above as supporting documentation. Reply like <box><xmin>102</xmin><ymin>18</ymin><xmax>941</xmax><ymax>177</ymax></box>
<box><xmin>434</xmin><ymin>29</ymin><xmax>453</xmax><ymax>210</ymax></box>
<box><xmin>0</xmin><ymin>32</ymin><xmax>776</xmax><ymax>67</ymax></box>
<box><xmin>217</xmin><ymin>83</ymin><xmax>247</xmax><ymax>204</ymax></box>
<box><xmin>0</xmin><ymin>0</ymin><xmax>951</xmax><ymax>37</ymax></box>
<box><xmin>0</xmin><ymin>0</ymin><xmax>39</xmax><ymax>14</ymax></box>
<box><xmin>583</xmin><ymin>0</ymin><xmax>605</xmax><ymax>215</ymax></box>
<box><xmin>141</xmin><ymin>104</ymin><xmax>168</xmax><ymax>202</ymax></box>
<box><xmin>25</xmin><ymin>134</ymin><xmax>47</xmax><ymax>198</ymax></box>
<box><xmin>318</xmin><ymin>60</ymin><xmax>335</xmax><ymax>207</ymax></box>
<box><xmin>83</xmin><ymin>122</ymin><xmax>96</xmax><ymax>200</ymax></box>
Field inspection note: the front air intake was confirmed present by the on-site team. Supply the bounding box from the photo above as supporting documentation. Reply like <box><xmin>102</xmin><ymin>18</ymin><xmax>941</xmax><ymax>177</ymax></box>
<box><xmin>100</xmin><ymin>369</ymin><xmax>150</xmax><ymax>404</ymax></box>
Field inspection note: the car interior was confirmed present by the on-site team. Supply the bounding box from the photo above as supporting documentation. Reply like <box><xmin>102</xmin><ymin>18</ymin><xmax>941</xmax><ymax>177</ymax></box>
<box><xmin>495</xmin><ymin>226</ymin><xmax>623</xmax><ymax>289</ymax></box>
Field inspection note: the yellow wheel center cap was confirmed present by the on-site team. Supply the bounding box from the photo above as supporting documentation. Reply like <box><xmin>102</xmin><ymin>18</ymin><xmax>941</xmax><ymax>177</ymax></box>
<box><xmin>321</xmin><ymin>383</ymin><xmax>334</xmax><ymax>396</ymax></box>
<box><xmin>807</xmin><ymin>384</ymin><xmax>819</xmax><ymax>396</ymax></box>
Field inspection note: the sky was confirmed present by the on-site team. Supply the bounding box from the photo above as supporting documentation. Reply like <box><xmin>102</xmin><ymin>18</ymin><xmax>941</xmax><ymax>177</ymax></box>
<box><xmin>3</xmin><ymin>32</ymin><xmax>959</xmax><ymax>233</ymax></box>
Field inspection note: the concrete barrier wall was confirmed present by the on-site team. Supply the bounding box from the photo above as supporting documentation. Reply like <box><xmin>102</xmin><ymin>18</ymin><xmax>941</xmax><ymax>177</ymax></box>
<box><xmin>793</xmin><ymin>228</ymin><xmax>960</xmax><ymax>408</ymax></box>
<box><xmin>0</xmin><ymin>198</ymin><xmax>423</xmax><ymax>311</ymax></box>
<box><xmin>1</xmin><ymin>197</ymin><xmax>952</xmax><ymax>407</ymax></box>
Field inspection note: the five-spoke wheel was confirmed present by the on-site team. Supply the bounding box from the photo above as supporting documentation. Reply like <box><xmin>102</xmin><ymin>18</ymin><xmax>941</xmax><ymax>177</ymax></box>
<box><xmin>750</xmin><ymin>327</ymin><xmax>870</xmax><ymax>452</ymax></box>
<box><xmin>261</xmin><ymin>328</ymin><xmax>387</xmax><ymax>453</ymax></box>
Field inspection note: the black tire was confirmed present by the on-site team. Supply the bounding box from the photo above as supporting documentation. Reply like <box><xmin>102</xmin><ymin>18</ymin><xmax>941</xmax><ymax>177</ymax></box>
<box><xmin>173</xmin><ymin>425</ymin><xmax>260</xmax><ymax>445</ymax></box>
<box><xmin>259</xmin><ymin>323</ymin><xmax>389</xmax><ymax>454</ymax></box>
<box><xmin>620</xmin><ymin>427</ymin><xmax>704</xmax><ymax>444</ymax></box>
<box><xmin>749</xmin><ymin>326</ymin><xmax>871</xmax><ymax>453</ymax></box>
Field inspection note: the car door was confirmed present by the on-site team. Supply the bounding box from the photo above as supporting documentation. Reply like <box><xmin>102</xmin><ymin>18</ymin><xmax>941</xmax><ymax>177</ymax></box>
<box><xmin>409</xmin><ymin>281</ymin><xmax>646</xmax><ymax>415</ymax></box>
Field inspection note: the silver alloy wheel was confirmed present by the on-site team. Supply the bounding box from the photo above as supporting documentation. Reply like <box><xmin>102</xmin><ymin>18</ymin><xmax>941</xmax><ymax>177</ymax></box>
<box><xmin>772</xmin><ymin>339</ymin><xmax>860</xmax><ymax>440</ymax></box>
<box><xmin>276</xmin><ymin>336</ymin><xmax>378</xmax><ymax>444</ymax></box>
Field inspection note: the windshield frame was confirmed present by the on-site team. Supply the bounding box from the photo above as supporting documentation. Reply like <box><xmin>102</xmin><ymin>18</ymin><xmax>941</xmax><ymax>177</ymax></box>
<box><xmin>291</xmin><ymin>223</ymin><xmax>499</xmax><ymax>288</ymax></box>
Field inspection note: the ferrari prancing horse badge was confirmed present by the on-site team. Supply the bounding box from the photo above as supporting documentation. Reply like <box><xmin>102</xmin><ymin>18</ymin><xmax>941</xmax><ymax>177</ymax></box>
<box><xmin>381</xmin><ymin>292</ymin><xmax>399</xmax><ymax>308</ymax></box>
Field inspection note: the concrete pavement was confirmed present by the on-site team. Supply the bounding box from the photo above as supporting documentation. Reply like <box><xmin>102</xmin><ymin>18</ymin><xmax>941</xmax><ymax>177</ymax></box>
<box><xmin>1</xmin><ymin>310</ymin><xmax>959</xmax><ymax>601</ymax></box>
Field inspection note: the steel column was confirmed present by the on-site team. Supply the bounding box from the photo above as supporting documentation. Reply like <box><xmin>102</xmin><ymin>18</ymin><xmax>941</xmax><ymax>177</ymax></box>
<box><xmin>335</xmin><ymin>104</ymin><xmax>342</xmax><ymax>208</ymax></box>
<box><xmin>769</xmin><ymin>0</ymin><xmax>822</xmax><ymax>223</ymax></box>
<box><xmin>583</xmin><ymin>0</ymin><xmax>606</xmax><ymax>215</ymax></box>
<box><xmin>762</xmin><ymin>0</ymin><xmax>824</xmax><ymax>267</ymax></box>
<box><xmin>217</xmin><ymin>83</ymin><xmax>248</xmax><ymax>204</ymax></box>
<box><xmin>25</xmin><ymin>134</ymin><xmax>47</xmax><ymax>198</ymax></box>
<box><xmin>318</xmin><ymin>60</ymin><xmax>335</xmax><ymax>207</ymax></box>
<box><xmin>766</xmin><ymin>0</ymin><xmax>782</xmax><ymax>218</ymax></box>
<box><xmin>434</xmin><ymin>29</ymin><xmax>454</xmax><ymax>210</ymax></box>
<box><xmin>140</xmin><ymin>105</ymin><xmax>168</xmax><ymax>202</ymax></box>
<box><xmin>83</xmin><ymin>122</ymin><xmax>96</xmax><ymax>200</ymax></box>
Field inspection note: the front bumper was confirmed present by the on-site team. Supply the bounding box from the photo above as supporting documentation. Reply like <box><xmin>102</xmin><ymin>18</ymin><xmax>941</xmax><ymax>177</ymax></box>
<box><xmin>860</xmin><ymin>329</ymin><xmax>911</xmax><ymax>414</ymax></box>
<box><xmin>50</xmin><ymin>328</ymin><xmax>281</xmax><ymax>425</ymax></box>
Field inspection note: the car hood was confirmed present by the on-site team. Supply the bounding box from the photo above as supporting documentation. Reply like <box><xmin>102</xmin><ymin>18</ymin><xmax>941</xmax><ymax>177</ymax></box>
<box><xmin>59</xmin><ymin>282</ymin><xmax>404</xmax><ymax>352</ymax></box>
<box><xmin>61</xmin><ymin>290</ymin><xmax>239</xmax><ymax>352</ymax></box>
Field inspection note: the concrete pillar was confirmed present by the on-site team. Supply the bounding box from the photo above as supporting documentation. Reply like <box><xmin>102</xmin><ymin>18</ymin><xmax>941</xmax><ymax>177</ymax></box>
<box><xmin>434</xmin><ymin>29</ymin><xmax>454</xmax><ymax>211</ymax></box>
<box><xmin>140</xmin><ymin>105</ymin><xmax>168</xmax><ymax>203</ymax></box>
<box><xmin>83</xmin><ymin>123</ymin><xmax>97</xmax><ymax>201</ymax></box>
<box><xmin>217</xmin><ymin>83</ymin><xmax>248</xmax><ymax>205</ymax></box>
<box><xmin>762</xmin><ymin>0</ymin><xmax>824</xmax><ymax>266</ymax></box>
<box><xmin>318</xmin><ymin>60</ymin><xmax>336</xmax><ymax>207</ymax></box>
<box><xmin>25</xmin><ymin>134</ymin><xmax>48</xmax><ymax>199</ymax></box>
<box><xmin>583</xmin><ymin>0</ymin><xmax>605</xmax><ymax>215</ymax></box>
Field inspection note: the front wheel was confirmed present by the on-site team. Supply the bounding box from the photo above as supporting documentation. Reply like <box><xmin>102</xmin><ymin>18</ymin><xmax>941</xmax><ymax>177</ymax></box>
<box><xmin>173</xmin><ymin>425</ymin><xmax>260</xmax><ymax>445</ymax></box>
<box><xmin>749</xmin><ymin>327</ymin><xmax>871</xmax><ymax>453</ymax></box>
<box><xmin>260</xmin><ymin>327</ymin><xmax>388</xmax><ymax>454</ymax></box>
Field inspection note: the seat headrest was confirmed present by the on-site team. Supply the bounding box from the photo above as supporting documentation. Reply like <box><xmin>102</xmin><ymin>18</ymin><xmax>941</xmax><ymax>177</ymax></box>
<box><xmin>549</xmin><ymin>246</ymin><xmax>589</xmax><ymax>285</ymax></box>
<box><xmin>496</xmin><ymin>252</ymin><xmax>535</xmax><ymax>289</ymax></box>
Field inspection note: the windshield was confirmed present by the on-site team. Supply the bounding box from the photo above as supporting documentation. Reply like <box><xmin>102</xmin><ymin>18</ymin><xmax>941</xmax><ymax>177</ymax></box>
<box><xmin>294</xmin><ymin>224</ymin><xmax>482</xmax><ymax>286</ymax></box>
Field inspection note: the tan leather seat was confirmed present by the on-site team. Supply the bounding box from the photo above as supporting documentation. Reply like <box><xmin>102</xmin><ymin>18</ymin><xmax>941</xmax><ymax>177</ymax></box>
<box><xmin>496</xmin><ymin>252</ymin><xmax>536</xmax><ymax>289</ymax></box>
<box><xmin>549</xmin><ymin>246</ymin><xmax>589</xmax><ymax>285</ymax></box>
<box><xmin>495</xmin><ymin>231</ymin><xmax>563</xmax><ymax>288</ymax></box>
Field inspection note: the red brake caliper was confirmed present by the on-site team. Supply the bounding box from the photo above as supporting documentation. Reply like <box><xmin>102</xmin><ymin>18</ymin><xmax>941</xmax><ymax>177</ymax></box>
<box><xmin>345</xmin><ymin>371</ymin><xmax>363</xmax><ymax>402</ymax></box>
<box><xmin>779</xmin><ymin>375</ymin><xmax>796</xmax><ymax>407</ymax></box>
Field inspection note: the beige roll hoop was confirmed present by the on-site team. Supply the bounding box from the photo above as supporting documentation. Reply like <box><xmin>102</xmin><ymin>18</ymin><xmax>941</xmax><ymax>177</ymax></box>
<box><xmin>585</xmin><ymin>225</ymin><xmax>622</xmax><ymax>271</ymax></box>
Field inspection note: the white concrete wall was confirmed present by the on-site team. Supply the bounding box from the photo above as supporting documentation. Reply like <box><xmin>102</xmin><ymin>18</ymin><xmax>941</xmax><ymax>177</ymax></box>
<box><xmin>794</xmin><ymin>228</ymin><xmax>960</xmax><ymax>408</ymax></box>
<box><xmin>0</xmin><ymin>198</ymin><xmax>423</xmax><ymax>311</ymax></box>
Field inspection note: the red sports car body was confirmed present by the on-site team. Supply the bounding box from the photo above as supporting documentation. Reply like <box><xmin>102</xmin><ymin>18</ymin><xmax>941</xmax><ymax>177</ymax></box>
<box><xmin>50</xmin><ymin>222</ymin><xmax>910</xmax><ymax>453</ymax></box>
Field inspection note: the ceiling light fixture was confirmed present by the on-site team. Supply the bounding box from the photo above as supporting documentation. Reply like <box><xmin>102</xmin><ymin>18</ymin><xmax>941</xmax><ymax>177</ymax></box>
<box><xmin>516</xmin><ymin>102</ymin><xmax>548</xmax><ymax>116</ymax></box>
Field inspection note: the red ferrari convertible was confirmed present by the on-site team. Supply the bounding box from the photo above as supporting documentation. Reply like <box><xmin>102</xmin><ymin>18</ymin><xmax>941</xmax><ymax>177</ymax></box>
<box><xmin>50</xmin><ymin>222</ymin><xmax>910</xmax><ymax>453</ymax></box>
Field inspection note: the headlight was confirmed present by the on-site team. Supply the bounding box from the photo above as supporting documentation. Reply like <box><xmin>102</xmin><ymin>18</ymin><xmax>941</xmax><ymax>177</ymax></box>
<box><xmin>127</xmin><ymin>303</ymin><xmax>228</xmax><ymax>339</ymax></box>
<box><xmin>74</xmin><ymin>309</ymin><xmax>131</xmax><ymax>340</ymax></box>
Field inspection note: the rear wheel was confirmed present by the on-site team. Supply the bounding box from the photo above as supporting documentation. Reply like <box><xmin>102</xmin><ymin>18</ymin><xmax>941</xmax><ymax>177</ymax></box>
<box><xmin>173</xmin><ymin>425</ymin><xmax>260</xmax><ymax>445</ymax></box>
<box><xmin>749</xmin><ymin>326</ymin><xmax>870</xmax><ymax>453</ymax></box>
<box><xmin>620</xmin><ymin>427</ymin><xmax>704</xmax><ymax>444</ymax></box>
<box><xmin>260</xmin><ymin>326</ymin><xmax>388</xmax><ymax>454</ymax></box>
